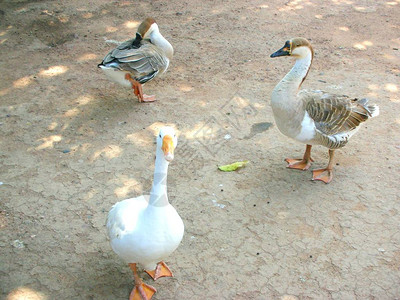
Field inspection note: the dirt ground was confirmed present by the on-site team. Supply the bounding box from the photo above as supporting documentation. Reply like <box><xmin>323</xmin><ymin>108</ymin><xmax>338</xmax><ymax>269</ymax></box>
<box><xmin>1</xmin><ymin>0</ymin><xmax>400</xmax><ymax>299</ymax></box>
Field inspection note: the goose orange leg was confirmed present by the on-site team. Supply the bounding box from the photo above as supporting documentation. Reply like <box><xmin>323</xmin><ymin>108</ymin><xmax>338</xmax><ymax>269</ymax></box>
<box><xmin>145</xmin><ymin>261</ymin><xmax>173</xmax><ymax>280</ymax></box>
<box><xmin>285</xmin><ymin>144</ymin><xmax>314</xmax><ymax>171</ymax></box>
<box><xmin>312</xmin><ymin>149</ymin><xmax>334</xmax><ymax>184</ymax></box>
<box><xmin>124</xmin><ymin>74</ymin><xmax>156</xmax><ymax>103</ymax></box>
<box><xmin>128</xmin><ymin>263</ymin><xmax>156</xmax><ymax>300</ymax></box>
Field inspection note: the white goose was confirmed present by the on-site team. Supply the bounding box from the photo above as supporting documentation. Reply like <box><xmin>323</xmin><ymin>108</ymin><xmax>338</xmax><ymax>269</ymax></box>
<box><xmin>107</xmin><ymin>126</ymin><xmax>184</xmax><ymax>300</ymax></box>
<box><xmin>270</xmin><ymin>38</ymin><xmax>379</xmax><ymax>183</ymax></box>
<box><xmin>98</xmin><ymin>18</ymin><xmax>173</xmax><ymax>102</ymax></box>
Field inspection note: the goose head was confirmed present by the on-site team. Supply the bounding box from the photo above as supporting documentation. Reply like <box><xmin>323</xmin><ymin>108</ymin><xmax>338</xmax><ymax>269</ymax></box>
<box><xmin>137</xmin><ymin>17</ymin><xmax>158</xmax><ymax>40</ymax></box>
<box><xmin>137</xmin><ymin>17</ymin><xmax>174</xmax><ymax>59</ymax></box>
<box><xmin>270</xmin><ymin>37</ymin><xmax>314</xmax><ymax>60</ymax></box>
<box><xmin>157</xmin><ymin>126</ymin><xmax>178</xmax><ymax>162</ymax></box>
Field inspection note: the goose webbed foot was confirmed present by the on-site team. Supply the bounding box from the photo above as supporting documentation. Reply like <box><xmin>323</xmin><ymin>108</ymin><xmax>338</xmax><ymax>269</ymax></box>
<box><xmin>129</xmin><ymin>263</ymin><xmax>156</xmax><ymax>300</ymax></box>
<box><xmin>145</xmin><ymin>261</ymin><xmax>173</xmax><ymax>280</ymax></box>
<box><xmin>142</xmin><ymin>94</ymin><xmax>156</xmax><ymax>102</ymax></box>
<box><xmin>129</xmin><ymin>283</ymin><xmax>156</xmax><ymax>300</ymax></box>
<box><xmin>312</xmin><ymin>149</ymin><xmax>335</xmax><ymax>184</ymax></box>
<box><xmin>312</xmin><ymin>168</ymin><xmax>333</xmax><ymax>184</ymax></box>
<box><xmin>285</xmin><ymin>144</ymin><xmax>313</xmax><ymax>170</ymax></box>
<box><xmin>124</xmin><ymin>74</ymin><xmax>156</xmax><ymax>103</ymax></box>
<box><xmin>285</xmin><ymin>157</ymin><xmax>313</xmax><ymax>170</ymax></box>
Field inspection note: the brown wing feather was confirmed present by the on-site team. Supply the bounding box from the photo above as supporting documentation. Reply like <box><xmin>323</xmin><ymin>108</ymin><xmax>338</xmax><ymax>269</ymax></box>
<box><xmin>303</xmin><ymin>91</ymin><xmax>373</xmax><ymax>136</ymax></box>
<box><xmin>101</xmin><ymin>41</ymin><xmax>168</xmax><ymax>83</ymax></box>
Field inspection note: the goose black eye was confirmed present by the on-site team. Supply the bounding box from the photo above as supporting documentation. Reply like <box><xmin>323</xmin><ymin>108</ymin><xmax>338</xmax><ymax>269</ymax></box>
<box><xmin>159</xmin><ymin>134</ymin><xmax>161</xmax><ymax>138</ymax></box>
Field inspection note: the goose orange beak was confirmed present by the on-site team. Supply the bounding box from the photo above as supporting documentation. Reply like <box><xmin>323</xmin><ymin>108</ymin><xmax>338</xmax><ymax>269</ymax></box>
<box><xmin>162</xmin><ymin>135</ymin><xmax>174</xmax><ymax>162</ymax></box>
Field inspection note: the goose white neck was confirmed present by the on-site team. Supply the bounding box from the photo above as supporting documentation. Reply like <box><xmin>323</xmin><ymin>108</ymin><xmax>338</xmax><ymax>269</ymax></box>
<box><xmin>150</xmin><ymin>30</ymin><xmax>174</xmax><ymax>60</ymax></box>
<box><xmin>274</xmin><ymin>50</ymin><xmax>313</xmax><ymax>98</ymax></box>
<box><xmin>149</xmin><ymin>147</ymin><xmax>170</xmax><ymax>207</ymax></box>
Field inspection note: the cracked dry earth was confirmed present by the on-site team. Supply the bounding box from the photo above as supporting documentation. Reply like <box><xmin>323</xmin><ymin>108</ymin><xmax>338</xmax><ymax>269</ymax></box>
<box><xmin>1</xmin><ymin>0</ymin><xmax>400</xmax><ymax>299</ymax></box>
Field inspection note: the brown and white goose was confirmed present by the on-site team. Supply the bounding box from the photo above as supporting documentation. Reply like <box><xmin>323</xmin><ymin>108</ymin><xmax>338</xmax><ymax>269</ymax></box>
<box><xmin>98</xmin><ymin>18</ymin><xmax>173</xmax><ymax>102</ymax></box>
<box><xmin>270</xmin><ymin>37</ymin><xmax>379</xmax><ymax>183</ymax></box>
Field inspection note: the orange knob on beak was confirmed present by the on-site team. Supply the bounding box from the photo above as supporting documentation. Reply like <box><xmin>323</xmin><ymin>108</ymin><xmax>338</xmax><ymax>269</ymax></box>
<box><xmin>162</xmin><ymin>135</ymin><xmax>174</xmax><ymax>162</ymax></box>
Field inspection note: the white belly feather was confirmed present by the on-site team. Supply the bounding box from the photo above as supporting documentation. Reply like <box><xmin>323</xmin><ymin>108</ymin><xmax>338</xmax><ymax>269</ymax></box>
<box><xmin>100</xmin><ymin>66</ymin><xmax>132</xmax><ymax>88</ymax></box>
<box><xmin>295</xmin><ymin>111</ymin><xmax>316</xmax><ymax>143</ymax></box>
<box><xmin>106</xmin><ymin>196</ymin><xmax>184</xmax><ymax>270</ymax></box>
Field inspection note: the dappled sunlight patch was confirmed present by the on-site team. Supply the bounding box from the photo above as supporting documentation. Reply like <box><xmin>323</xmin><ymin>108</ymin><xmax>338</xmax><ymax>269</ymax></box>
<box><xmin>366</xmin><ymin>91</ymin><xmax>378</xmax><ymax>98</ymax></box>
<box><xmin>78</xmin><ymin>143</ymin><xmax>92</xmax><ymax>154</ymax></box>
<box><xmin>61</xmin><ymin>123</ymin><xmax>69</xmax><ymax>131</ymax></box>
<box><xmin>13</xmin><ymin>76</ymin><xmax>32</xmax><ymax>89</ymax></box>
<box><xmin>253</xmin><ymin>102</ymin><xmax>265</xmax><ymax>109</ymax></box>
<box><xmin>331</xmin><ymin>0</ymin><xmax>354</xmax><ymax>4</ymax></box>
<box><xmin>58</xmin><ymin>15</ymin><xmax>69</xmax><ymax>23</ymax></box>
<box><xmin>179</xmin><ymin>84</ymin><xmax>193</xmax><ymax>92</ymax></box>
<box><xmin>76</xmin><ymin>95</ymin><xmax>94</xmax><ymax>106</ymax></box>
<box><xmin>114</xmin><ymin>177</ymin><xmax>141</xmax><ymax>198</ymax></box>
<box><xmin>278</xmin><ymin>0</ymin><xmax>313</xmax><ymax>11</ymax></box>
<box><xmin>64</xmin><ymin>107</ymin><xmax>80</xmax><ymax>117</ymax></box>
<box><xmin>106</xmin><ymin>26</ymin><xmax>118</xmax><ymax>33</ymax></box>
<box><xmin>77</xmin><ymin>53</ymin><xmax>99</xmax><ymax>62</ymax></box>
<box><xmin>36</xmin><ymin>135</ymin><xmax>62</xmax><ymax>150</ymax></box>
<box><xmin>315</xmin><ymin>14</ymin><xmax>323</xmax><ymax>19</ymax></box>
<box><xmin>124</xmin><ymin>21</ymin><xmax>140</xmax><ymax>29</ymax></box>
<box><xmin>0</xmin><ymin>88</ymin><xmax>10</xmax><ymax>97</ymax></box>
<box><xmin>386</xmin><ymin>0</ymin><xmax>399</xmax><ymax>5</ymax></box>
<box><xmin>92</xmin><ymin>145</ymin><xmax>122</xmax><ymax>160</ymax></box>
<box><xmin>47</xmin><ymin>122</ymin><xmax>58</xmax><ymax>131</ymax></box>
<box><xmin>39</xmin><ymin>65</ymin><xmax>69</xmax><ymax>77</ymax></box>
<box><xmin>383</xmin><ymin>53</ymin><xmax>397</xmax><ymax>61</ymax></box>
<box><xmin>83</xmin><ymin>188</ymin><xmax>96</xmax><ymax>201</ymax></box>
<box><xmin>338</xmin><ymin>26</ymin><xmax>349</xmax><ymax>31</ymax></box>
<box><xmin>385</xmin><ymin>83</ymin><xmax>398</xmax><ymax>93</ymax></box>
<box><xmin>233</xmin><ymin>95</ymin><xmax>251</xmax><ymax>109</ymax></box>
<box><xmin>211</xmin><ymin>8</ymin><xmax>223</xmax><ymax>14</ymax></box>
<box><xmin>0</xmin><ymin>38</ymin><xmax>8</xmax><ymax>44</ymax></box>
<box><xmin>198</xmin><ymin>100</ymin><xmax>207</xmax><ymax>107</ymax></box>
<box><xmin>353</xmin><ymin>40</ymin><xmax>373</xmax><ymax>50</ymax></box>
<box><xmin>353</xmin><ymin>44</ymin><xmax>365</xmax><ymax>50</ymax></box>
<box><xmin>125</xmin><ymin>132</ymin><xmax>153</xmax><ymax>147</ymax></box>
<box><xmin>6</xmin><ymin>286</ymin><xmax>47</xmax><ymax>300</ymax></box>
<box><xmin>82</xmin><ymin>12</ymin><xmax>93</xmax><ymax>19</ymax></box>
<box><xmin>368</xmin><ymin>84</ymin><xmax>379</xmax><ymax>91</ymax></box>
<box><xmin>182</xmin><ymin>121</ymin><xmax>209</xmax><ymax>140</ymax></box>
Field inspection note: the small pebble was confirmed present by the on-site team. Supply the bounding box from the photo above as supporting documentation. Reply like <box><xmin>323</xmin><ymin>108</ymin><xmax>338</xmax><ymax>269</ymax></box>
<box><xmin>62</xmin><ymin>149</ymin><xmax>70</xmax><ymax>154</ymax></box>
<box><xmin>378</xmin><ymin>248</ymin><xmax>385</xmax><ymax>252</ymax></box>
<box><xmin>224</xmin><ymin>134</ymin><xmax>231</xmax><ymax>140</ymax></box>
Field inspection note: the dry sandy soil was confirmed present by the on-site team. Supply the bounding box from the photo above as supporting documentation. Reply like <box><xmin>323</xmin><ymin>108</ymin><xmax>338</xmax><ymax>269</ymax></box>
<box><xmin>1</xmin><ymin>0</ymin><xmax>400</xmax><ymax>299</ymax></box>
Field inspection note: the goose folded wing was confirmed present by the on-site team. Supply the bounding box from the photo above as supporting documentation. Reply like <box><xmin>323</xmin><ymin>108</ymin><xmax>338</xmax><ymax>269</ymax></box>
<box><xmin>112</xmin><ymin>44</ymin><xmax>165</xmax><ymax>83</ymax></box>
<box><xmin>302</xmin><ymin>91</ymin><xmax>370</xmax><ymax>136</ymax></box>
